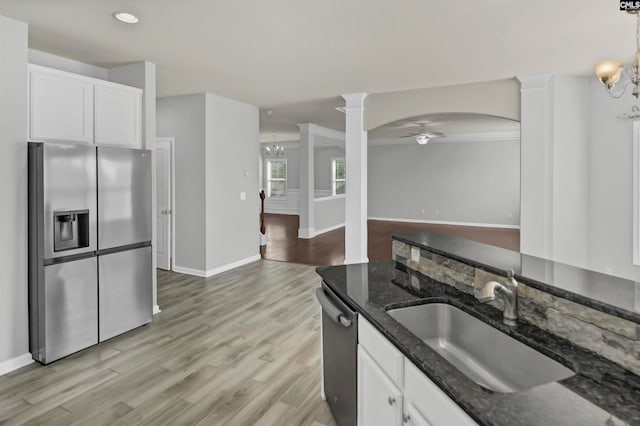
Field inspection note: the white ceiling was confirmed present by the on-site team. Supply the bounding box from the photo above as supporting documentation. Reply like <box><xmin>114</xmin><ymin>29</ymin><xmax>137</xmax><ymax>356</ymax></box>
<box><xmin>0</xmin><ymin>1</ymin><xmax>632</xmax><ymax>139</ymax></box>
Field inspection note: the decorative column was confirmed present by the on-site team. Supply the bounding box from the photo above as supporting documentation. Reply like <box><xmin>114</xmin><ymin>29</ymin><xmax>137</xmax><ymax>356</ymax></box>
<box><xmin>518</xmin><ymin>74</ymin><xmax>553</xmax><ymax>261</ymax></box>
<box><xmin>342</xmin><ymin>93</ymin><xmax>368</xmax><ymax>264</ymax></box>
<box><xmin>297</xmin><ymin>123</ymin><xmax>315</xmax><ymax>238</ymax></box>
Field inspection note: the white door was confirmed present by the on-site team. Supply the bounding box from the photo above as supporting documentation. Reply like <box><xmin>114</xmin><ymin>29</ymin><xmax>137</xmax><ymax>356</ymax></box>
<box><xmin>156</xmin><ymin>138</ymin><xmax>173</xmax><ymax>270</ymax></box>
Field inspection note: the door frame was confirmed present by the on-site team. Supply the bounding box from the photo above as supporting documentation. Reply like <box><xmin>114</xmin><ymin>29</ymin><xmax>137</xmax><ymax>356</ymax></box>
<box><xmin>157</xmin><ymin>137</ymin><xmax>175</xmax><ymax>271</ymax></box>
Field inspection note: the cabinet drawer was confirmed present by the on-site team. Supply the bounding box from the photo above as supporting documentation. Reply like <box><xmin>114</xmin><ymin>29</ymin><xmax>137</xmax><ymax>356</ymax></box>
<box><xmin>404</xmin><ymin>360</ymin><xmax>477</xmax><ymax>426</ymax></box>
<box><xmin>359</xmin><ymin>316</ymin><xmax>404</xmax><ymax>387</ymax></box>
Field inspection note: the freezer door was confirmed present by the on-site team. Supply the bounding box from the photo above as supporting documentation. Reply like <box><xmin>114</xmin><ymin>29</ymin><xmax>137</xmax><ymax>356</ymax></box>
<box><xmin>43</xmin><ymin>257</ymin><xmax>98</xmax><ymax>363</ymax></box>
<box><xmin>97</xmin><ymin>147</ymin><xmax>152</xmax><ymax>250</ymax></box>
<box><xmin>42</xmin><ymin>143</ymin><xmax>97</xmax><ymax>259</ymax></box>
<box><xmin>99</xmin><ymin>246</ymin><xmax>152</xmax><ymax>341</ymax></box>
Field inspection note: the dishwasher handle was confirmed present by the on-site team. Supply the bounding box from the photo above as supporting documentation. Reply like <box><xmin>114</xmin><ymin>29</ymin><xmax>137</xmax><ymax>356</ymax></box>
<box><xmin>316</xmin><ymin>288</ymin><xmax>353</xmax><ymax>328</ymax></box>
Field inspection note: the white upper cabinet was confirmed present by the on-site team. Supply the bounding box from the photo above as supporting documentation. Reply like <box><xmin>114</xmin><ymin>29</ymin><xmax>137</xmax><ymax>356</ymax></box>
<box><xmin>29</xmin><ymin>66</ymin><xmax>94</xmax><ymax>144</ymax></box>
<box><xmin>28</xmin><ymin>64</ymin><xmax>143</xmax><ymax>148</ymax></box>
<box><xmin>94</xmin><ymin>83</ymin><xmax>142</xmax><ymax>148</ymax></box>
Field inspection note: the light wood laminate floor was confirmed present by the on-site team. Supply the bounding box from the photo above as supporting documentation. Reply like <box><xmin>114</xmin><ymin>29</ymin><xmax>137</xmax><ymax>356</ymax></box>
<box><xmin>0</xmin><ymin>261</ymin><xmax>335</xmax><ymax>426</ymax></box>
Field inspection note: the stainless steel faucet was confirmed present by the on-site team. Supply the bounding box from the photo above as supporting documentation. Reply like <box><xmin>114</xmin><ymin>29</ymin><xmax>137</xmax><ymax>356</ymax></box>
<box><xmin>476</xmin><ymin>269</ymin><xmax>519</xmax><ymax>326</ymax></box>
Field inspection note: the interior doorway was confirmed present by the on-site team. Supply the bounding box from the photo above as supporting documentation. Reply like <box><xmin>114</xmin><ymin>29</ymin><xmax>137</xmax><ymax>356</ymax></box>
<box><xmin>156</xmin><ymin>137</ymin><xmax>175</xmax><ymax>270</ymax></box>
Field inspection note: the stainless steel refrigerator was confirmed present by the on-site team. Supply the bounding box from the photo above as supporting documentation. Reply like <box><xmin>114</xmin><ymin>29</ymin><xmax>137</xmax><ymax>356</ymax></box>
<box><xmin>28</xmin><ymin>142</ymin><xmax>152</xmax><ymax>364</ymax></box>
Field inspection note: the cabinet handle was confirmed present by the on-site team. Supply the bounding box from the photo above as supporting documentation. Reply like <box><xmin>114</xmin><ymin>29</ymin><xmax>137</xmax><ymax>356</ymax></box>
<box><xmin>403</xmin><ymin>414</ymin><xmax>411</xmax><ymax>423</ymax></box>
<box><xmin>388</xmin><ymin>396</ymin><xmax>396</xmax><ymax>406</ymax></box>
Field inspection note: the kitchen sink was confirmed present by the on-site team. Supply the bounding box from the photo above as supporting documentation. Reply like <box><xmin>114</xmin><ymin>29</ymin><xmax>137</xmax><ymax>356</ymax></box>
<box><xmin>386</xmin><ymin>303</ymin><xmax>575</xmax><ymax>393</ymax></box>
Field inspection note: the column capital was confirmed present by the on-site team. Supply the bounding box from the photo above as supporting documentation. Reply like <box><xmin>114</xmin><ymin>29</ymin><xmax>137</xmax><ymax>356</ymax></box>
<box><xmin>517</xmin><ymin>73</ymin><xmax>552</xmax><ymax>90</ymax></box>
<box><xmin>341</xmin><ymin>93</ymin><xmax>367</xmax><ymax>108</ymax></box>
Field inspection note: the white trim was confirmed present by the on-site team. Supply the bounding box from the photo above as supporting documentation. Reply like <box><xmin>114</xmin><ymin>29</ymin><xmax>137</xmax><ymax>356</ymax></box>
<box><xmin>314</xmin><ymin>222</ymin><xmax>345</xmax><ymax>236</ymax></box>
<box><xmin>173</xmin><ymin>254</ymin><xmax>262</xmax><ymax>278</ymax></box>
<box><xmin>153</xmin><ymin>305</ymin><xmax>162</xmax><ymax>315</ymax></box>
<box><xmin>368</xmin><ymin>216</ymin><xmax>520</xmax><ymax>229</ymax></box>
<box><xmin>517</xmin><ymin>73</ymin><xmax>553</xmax><ymax>90</ymax></box>
<box><xmin>0</xmin><ymin>353</ymin><xmax>33</xmax><ymax>376</ymax></box>
<box><xmin>157</xmin><ymin>137</ymin><xmax>176</xmax><ymax>272</ymax></box>
<box><xmin>172</xmin><ymin>265</ymin><xmax>207</xmax><ymax>277</ymax></box>
<box><xmin>204</xmin><ymin>254</ymin><xmax>261</xmax><ymax>277</ymax></box>
<box><xmin>314</xmin><ymin>194</ymin><xmax>346</xmax><ymax>202</ymax></box>
<box><xmin>298</xmin><ymin>227</ymin><xmax>316</xmax><ymax>239</ymax></box>
<box><xmin>634</xmin><ymin>121</ymin><xmax>640</xmax><ymax>266</ymax></box>
<box><xmin>264</xmin><ymin>208</ymin><xmax>299</xmax><ymax>215</ymax></box>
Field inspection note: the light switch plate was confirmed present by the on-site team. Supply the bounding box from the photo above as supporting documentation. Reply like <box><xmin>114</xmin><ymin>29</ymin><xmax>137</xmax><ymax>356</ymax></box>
<box><xmin>240</xmin><ymin>192</ymin><xmax>246</xmax><ymax>200</ymax></box>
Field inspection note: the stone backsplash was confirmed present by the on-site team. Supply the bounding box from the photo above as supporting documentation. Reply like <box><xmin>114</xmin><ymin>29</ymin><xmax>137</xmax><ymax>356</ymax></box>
<box><xmin>392</xmin><ymin>239</ymin><xmax>640</xmax><ymax>376</ymax></box>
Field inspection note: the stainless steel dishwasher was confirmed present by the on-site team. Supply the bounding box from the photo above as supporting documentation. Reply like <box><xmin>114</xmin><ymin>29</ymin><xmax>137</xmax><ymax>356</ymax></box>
<box><xmin>316</xmin><ymin>283</ymin><xmax>358</xmax><ymax>426</ymax></box>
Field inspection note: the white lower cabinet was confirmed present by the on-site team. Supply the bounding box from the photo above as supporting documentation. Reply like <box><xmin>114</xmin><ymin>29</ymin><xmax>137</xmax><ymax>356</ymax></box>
<box><xmin>358</xmin><ymin>346</ymin><xmax>404</xmax><ymax>426</ymax></box>
<box><xmin>358</xmin><ymin>317</ymin><xmax>477</xmax><ymax>426</ymax></box>
<box><xmin>404</xmin><ymin>361</ymin><xmax>476</xmax><ymax>426</ymax></box>
<box><xmin>403</xmin><ymin>399</ymin><xmax>432</xmax><ymax>426</ymax></box>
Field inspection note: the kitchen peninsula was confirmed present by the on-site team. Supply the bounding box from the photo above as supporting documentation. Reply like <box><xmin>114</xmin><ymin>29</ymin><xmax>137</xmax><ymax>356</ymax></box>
<box><xmin>316</xmin><ymin>232</ymin><xmax>640</xmax><ymax>426</ymax></box>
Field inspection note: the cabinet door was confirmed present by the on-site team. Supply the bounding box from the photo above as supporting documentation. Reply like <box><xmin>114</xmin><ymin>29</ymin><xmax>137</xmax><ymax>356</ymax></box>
<box><xmin>358</xmin><ymin>346</ymin><xmax>403</xmax><ymax>426</ymax></box>
<box><xmin>94</xmin><ymin>83</ymin><xmax>142</xmax><ymax>148</ymax></box>
<box><xmin>404</xmin><ymin>360</ymin><xmax>477</xmax><ymax>426</ymax></box>
<box><xmin>403</xmin><ymin>400</ymin><xmax>432</xmax><ymax>426</ymax></box>
<box><xmin>29</xmin><ymin>67</ymin><xmax>94</xmax><ymax>143</ymax></box>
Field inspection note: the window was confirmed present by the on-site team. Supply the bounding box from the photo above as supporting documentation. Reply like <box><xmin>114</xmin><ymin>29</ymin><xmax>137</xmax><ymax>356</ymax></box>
<box><xmin>266</xmin><ymin>159</ymin><xmax>287</xmax><ymax>197</ymax></box>
<box><xmin>332</xmin><ymin>158</ymin><xmax>346</xmax><ymax>196</ymax></box>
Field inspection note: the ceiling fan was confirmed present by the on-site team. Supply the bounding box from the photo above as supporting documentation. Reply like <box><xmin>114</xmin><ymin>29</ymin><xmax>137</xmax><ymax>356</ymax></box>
<box><xmin>399</xmin><ymin>123</ymin><xmax>445</xmax><ymax>145</ymax></box>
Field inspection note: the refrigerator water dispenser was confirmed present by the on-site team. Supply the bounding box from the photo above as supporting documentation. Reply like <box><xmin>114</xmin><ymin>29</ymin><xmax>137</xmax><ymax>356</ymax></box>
<box><xmin>53</xmin><ymin>210</ymin><xmax>89</xmax><ymax>252</ymax></box>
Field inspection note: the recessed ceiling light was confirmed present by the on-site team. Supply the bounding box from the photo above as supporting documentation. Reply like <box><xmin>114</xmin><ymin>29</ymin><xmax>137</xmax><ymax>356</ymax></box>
<box><xmin>113</xmin><ymin>12</ymin><xmax>139</xmax><ymax>24</ymax></box>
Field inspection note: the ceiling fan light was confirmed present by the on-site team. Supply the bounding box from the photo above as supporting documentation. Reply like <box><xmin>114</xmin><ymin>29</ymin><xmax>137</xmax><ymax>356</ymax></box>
<box><xmin>594</xmin><ymin>60</ymin><xmax>622</xmax><ymax>89</ymax></box>
<box><xmin>416</xmin><ymin>135</ymin><xmax>429</xmax><ymax>145</ymax></box>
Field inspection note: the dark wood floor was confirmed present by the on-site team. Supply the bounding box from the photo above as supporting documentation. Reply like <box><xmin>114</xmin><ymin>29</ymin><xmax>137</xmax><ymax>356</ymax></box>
<box><xmin>260</xmin><ymin>214</ymin><xmax>520</xmax><ymax>266</ymax></box>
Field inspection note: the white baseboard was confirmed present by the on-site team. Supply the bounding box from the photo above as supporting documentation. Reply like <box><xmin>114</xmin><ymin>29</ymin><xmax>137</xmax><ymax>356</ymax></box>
<box><xmin>367</xmin><ymin>217</ymin><xmax>520</xmax><ymax>230</ymax></box>
<box><xmin>204</xmin><ymin>254</ymin><xmax>261</xmax><ymax>277</ymax></box>
<box><xmin>298</xmin><ymin>227</ymin><xmax>316</xmax><ymax>239</ymax></box>
<box><xmin>174</xmin><ymin>254</ymin><xmax>261</xmax><ymax>278</ymax></box>
<box><xmin>264</xmin><ymin>208</ymin><xmax>299</xmax><ymax>215</ymax></box>
<box><xmin>314</xmin><ymin>222</ymin><xmax>345</xmax><ymax>237</ymax></box>
<box><xmin>172</xmin><ymin>265</ymin><xmax>207</xmax><ymax>277</ymax></box>
<box><xmin>153</xmin><ymin>305</ymin><xmax>161</xmax><ymax>315</ymax></box>
<box><xmin>0</xmin><ymin>353</ymin><xmax>33</xmax><ymax>376</ymax></box>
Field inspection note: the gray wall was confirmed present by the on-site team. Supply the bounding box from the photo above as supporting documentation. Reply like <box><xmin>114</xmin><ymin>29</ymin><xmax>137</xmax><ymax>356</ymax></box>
<box><xmin>587</xmin><ymin>78</ymin><xmax>640</xmax><ymax>279</ymax></box>
<box><xmin>0</xmin><ymin>15</ymin><xmax>28</xmax><ymax>366</ymax></box>
<box><xmin>157</xmin><ymin>94</ymin><xmax>207</xmax><ymax>272</ymax></box>
<box><xmin>315</xmin><ymin>146</ymin><xmax>346</xmax><ymax>192</ymax></box>
<box><xmin>368</xmin><ymin>140</ymin><xmax>520</xmax><ymax>226</ymax></box>
<box><xmin>205</xmin><ymin>93</ymin><xmax>259</xmax><ymax>270</ymax></box>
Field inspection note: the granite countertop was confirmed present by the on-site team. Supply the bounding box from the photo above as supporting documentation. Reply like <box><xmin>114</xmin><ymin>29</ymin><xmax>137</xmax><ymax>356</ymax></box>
<box><xmin>316</xmin><ymin>261</ymin><xmax>640</xmax><ymax>426</ymax></box>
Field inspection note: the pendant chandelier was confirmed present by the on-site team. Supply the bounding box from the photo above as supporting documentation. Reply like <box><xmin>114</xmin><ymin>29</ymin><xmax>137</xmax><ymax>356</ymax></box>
<box><xmin>265</xmin><ymin>135</ymin><xmax>285</xmax><ymax>157</ymax></box>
